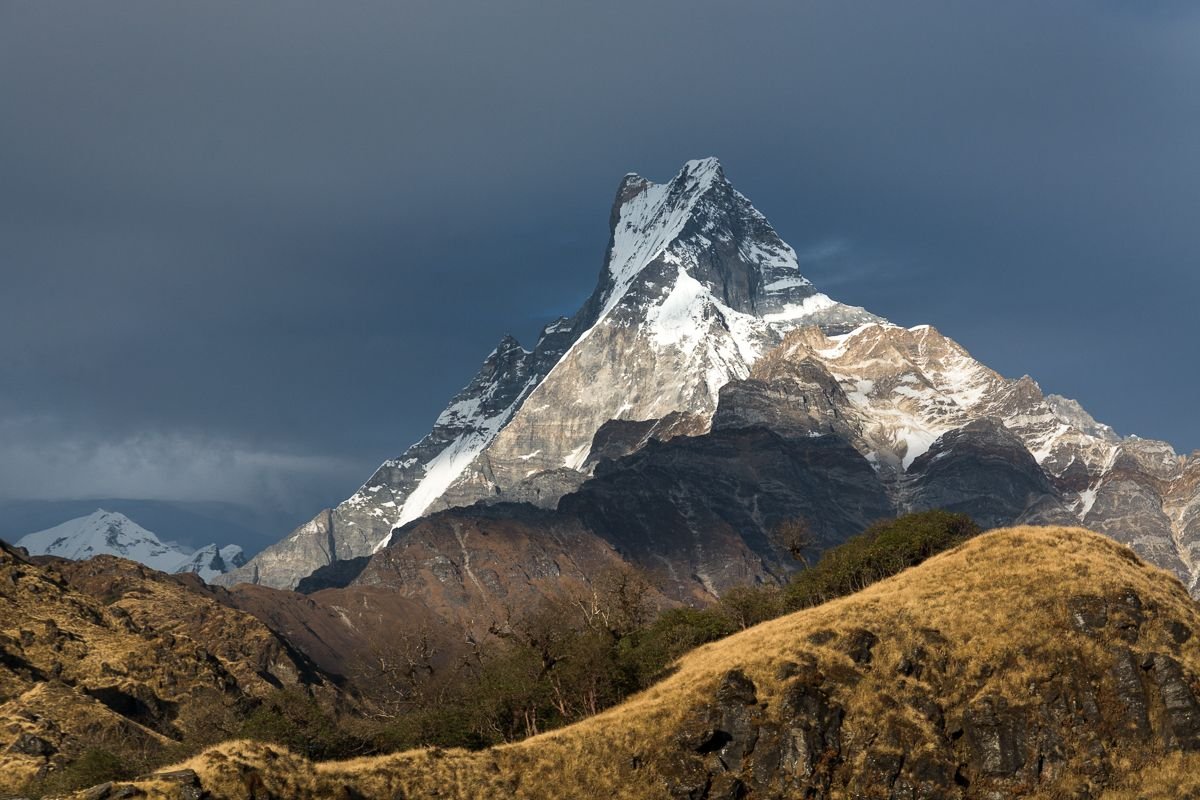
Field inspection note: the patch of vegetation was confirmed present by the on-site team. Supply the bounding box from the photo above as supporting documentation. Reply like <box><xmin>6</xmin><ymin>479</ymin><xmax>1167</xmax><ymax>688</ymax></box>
<box><xmin>784</xmin><ymin>510</ymin><xmax>981</xmax><ymax>610</ymax></box>
<box><xmin>23</xmin><ymin>748</ymin><xmax>135</xmax><ymax>798</ymax></box>
<box><xmin>29</xmin><ymin>509</ymin><xmax>976</xmax><ymax>788</ymax></box>
<box><xmin>238</xmin><ymin>688</ymin><xmax>371</xmax><ymax>760</ymax></box>
<box><xmin>113</xmin><ymin>527</ymin><xmax>1195</xmax><ymax>800</ymax></box>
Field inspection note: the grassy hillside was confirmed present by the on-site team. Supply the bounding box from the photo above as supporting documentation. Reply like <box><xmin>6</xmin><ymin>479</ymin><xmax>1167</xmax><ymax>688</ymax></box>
<box><xmin>0</xmin><ymin>542</ymin><xmax>340</xmax><ymax>796</ymax></box>
<box><xmin>103</xmin><ymin>526</ymin><xmax>1200</xmax><ymax>799</ymax></box>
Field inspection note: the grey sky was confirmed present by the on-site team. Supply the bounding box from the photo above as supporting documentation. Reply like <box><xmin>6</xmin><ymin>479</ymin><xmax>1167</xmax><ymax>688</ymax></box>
<box><xmin>2</xmin><ymin>2</ymin><xmax>1198</xmax><ymax>530</ymax></box>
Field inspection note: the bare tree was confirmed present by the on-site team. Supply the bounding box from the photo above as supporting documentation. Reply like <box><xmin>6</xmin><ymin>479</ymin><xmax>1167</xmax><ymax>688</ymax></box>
<box><xmin>571</xmin><ymin>568</ymin><xmax>650</xmax><ymax>639</ymax></box>
<box><xmin>360</xmin><ymin>625</ymin><xmax>438</xmax><ymax>717</ymax></box>
<box><xmin>772</xmin><ymin>517</ymin><xmax>815</xmax><ymax>566</ymax></box>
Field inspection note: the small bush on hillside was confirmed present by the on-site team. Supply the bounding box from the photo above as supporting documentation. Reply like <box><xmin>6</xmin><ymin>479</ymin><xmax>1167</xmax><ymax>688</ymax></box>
<box><xmin>23</xmin><ymin>748</ymin><xmax>134</xmax><ymax>798</ymax></box>
<box><xmin>716</xmin><ymin>584</ymin><xmax>785</xmax><ymax>631</ymax></box>
<box><xmin>618</xmin><ymin>606</ymin><xmax>737</xmax><ymax>688</ymax></box>
<box><xmin>784</xmin><ymin>510</ymin><xmax>981</xmax><ymax>610</ymax></box>
<box><xmin>239</xmin><ymin>688</ymin><xmax>368</xmax><ymax>760</ymax></box>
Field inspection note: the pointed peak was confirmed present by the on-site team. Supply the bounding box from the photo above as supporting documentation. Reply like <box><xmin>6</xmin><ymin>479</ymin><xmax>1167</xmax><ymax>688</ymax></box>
<box><xmin>615</xmin><ymin>157</ymin><xmax>727</xmax><ymax>206</ymax></box>
<box><xmin>492</xmin><ymin>334</ymin><xmax>527</xmax><ymax>356</ymax></box>
<box><xmin>677</xmin><ymin>156</ymin><xmax>725</xmax><ymax>184</ymax></box>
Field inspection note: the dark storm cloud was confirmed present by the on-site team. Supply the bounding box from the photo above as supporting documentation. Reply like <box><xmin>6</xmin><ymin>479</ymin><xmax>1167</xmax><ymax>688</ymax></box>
<box><xmin>2</xmin><ymin>2</ymin><xmax>1198</xmax><ymax>524</ymax></box>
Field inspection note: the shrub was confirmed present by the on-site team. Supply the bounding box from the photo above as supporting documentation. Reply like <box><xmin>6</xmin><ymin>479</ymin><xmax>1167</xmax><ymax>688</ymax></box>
<box><xmin>238</xmin><ymin>688</ymin><xmax>368</xmax><ymax>760</ymax></box>
<box><xmin>23</xmin><ymin>748</ymin><xmax>134</xmax><ymax>798</ymax></box>
<box><xmin>784</xmin><ymin>510</ymin><xmax>981</xmax><ymax>610</ymax></box>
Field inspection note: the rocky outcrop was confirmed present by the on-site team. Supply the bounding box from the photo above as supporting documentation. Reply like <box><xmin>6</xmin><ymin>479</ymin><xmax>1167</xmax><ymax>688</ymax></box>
<box><xmin>710</xmin><ymin>323</ymin><xmax>1200</xmax><ymax>592</ymax></box>
<box><xmin>652</xmin><ymin>536</ymin><xmax>1200</xmax><ymax>800</ymax></box>
<box><xmin>900</xmin><ymin>418</ymin><xmax>1069</xmax><ymax>529</ymax></box>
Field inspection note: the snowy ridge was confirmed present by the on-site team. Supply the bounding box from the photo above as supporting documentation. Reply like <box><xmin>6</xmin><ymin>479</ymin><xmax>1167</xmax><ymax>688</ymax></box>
<box><xmin>15</xmin><ymin>509</ymin><xmax>244</xmax><ymax>580</ymax></box>
<box><xmin>772</xmin><ymin>323</ymin><xmax>1156</xmax><ymax>517</ymax></box>
<box><xmin>599</xmin><ymin>158</ymin><xmax>726</xmax><ymax>319</ymax></box>
<box><xmin>773</xmin><ymin>322</ymin><xmax>1197</xmax><ymax>582</ymax></box>
<box><xmin>176</xmin><ymin>544</ymin><xmax>246</xmax><ymax>582</ymax></box>
<box><xmin>379</xmin><ymin>371</ymin><xmax>541</xmax><ymax>549</ymax></box>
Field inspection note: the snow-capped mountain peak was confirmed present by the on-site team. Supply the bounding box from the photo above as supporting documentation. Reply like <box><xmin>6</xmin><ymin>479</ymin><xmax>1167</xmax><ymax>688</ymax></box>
<box><xmin>600</xmin><ymin>157</ymin><xmax>728</xmax><ymax>315</ymax></box>
<box><xmin>175</xmin><ymin>543</ymin><xmax>247</xmax><ymax>583</ymax></box>
<box><xmin>14</xmin><ymin>508</ymin><xmax>244</xmax><ymax>581</ymax></box>
<box><xmin>17</xmin><ymin>509</ymin><xmax>192</xmax><ymax>573</ymax></box>
<box><xmin>220</xmin><ymin>158</ymin><xmax>883</xmax><ymax>589</ymax></box>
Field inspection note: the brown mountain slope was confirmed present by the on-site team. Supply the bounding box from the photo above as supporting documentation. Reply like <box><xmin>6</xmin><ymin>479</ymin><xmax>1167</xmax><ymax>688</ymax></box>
<box><xmin>231</xmin><ymin>506</ymin><xmax>671</xmax><ymax>685</ymax></box>
<box><xmin>114</xmin><ymin>527</ymin><xmax>1200</xmax><ymax>799</ymax></box>
<box><xmin>0</xmin><ymin>542</ymin><xmax>339</xmax><ymax>793</ymax></box>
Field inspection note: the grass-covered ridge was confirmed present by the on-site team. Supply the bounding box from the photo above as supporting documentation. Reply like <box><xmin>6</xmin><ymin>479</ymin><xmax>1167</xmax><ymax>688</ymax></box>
<box><xmin>111</xmin><ymin>527</ymin><xmax>1200</xmax><ymax>799</ymax></box>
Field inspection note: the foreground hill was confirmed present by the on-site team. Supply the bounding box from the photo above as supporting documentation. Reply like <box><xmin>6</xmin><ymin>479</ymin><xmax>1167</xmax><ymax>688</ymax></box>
<box><xmin>0</xmin><ymin>542</ymin><xmax>337</xmax><ymax>794</ymax></box>
<box><xmin>111</xmin><ymin>527</ymin><xmax>1200</xmax><ymax>799</ymax></box>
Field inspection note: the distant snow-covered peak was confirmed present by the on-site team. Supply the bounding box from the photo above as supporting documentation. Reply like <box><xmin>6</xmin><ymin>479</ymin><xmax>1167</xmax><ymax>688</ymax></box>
<box><xmin>15</xmin><ymin>508</ymin><xmax>244</xmax><ymax>582</ymax></box>
<box><xmin>17</xmin><ymin>509</ymin><xmax>190</xmax><ymax>573</ymax></box>
<box><xmin>175</xmin><ymin>543</ymin><xmax>247</xmax><ymax>583</ymax></box>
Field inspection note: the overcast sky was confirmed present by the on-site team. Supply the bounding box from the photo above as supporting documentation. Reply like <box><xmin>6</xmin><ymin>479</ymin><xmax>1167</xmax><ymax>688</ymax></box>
<box><xmin>2</xmin><ymin>2</ymin><xmax>1198</xmax><ymax>531</ymax></box>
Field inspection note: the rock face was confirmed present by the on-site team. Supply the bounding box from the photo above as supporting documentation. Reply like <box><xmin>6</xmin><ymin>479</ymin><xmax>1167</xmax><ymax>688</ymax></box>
<box><xmin>559</xmin><ymin>428</ymin><xmax>893</xmax><ymax>598</ymax></box>
<box><xmin>345</xmin><ymin>427</ymin><xmax>890</xmax><ymax>605</ymax></box>
<box><xmin>225</xmin><ymin>158</ymin><xmax>879</xmax><ymax>590</ymax></box>
<box><xmin>712</xmin><ymin>323</ymin><xmax>1200</xmax><ymax>586</ymax></box>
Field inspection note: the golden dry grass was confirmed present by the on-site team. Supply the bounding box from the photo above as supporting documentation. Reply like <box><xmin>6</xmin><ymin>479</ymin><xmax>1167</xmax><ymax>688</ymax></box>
<box><xmin>0</xmin><ymin>547</ymin><xmax>337</xmax><ymax>795</ymax></box>
<box><xmin>111</xmin><ymin>527</ymin><xmax>1200</xmax><ymax>799</ymax></box>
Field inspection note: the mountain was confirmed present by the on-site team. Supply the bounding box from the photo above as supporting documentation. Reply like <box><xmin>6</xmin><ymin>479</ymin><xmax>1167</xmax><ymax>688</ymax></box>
<box><xmin>0</xmin><ymin>540</ymin><xmax>337</xmax><ymax>794</ymax></box>
<box><xmin>174</xmin><ymin>543</ymin><xmax>246</xmax><ymax>582</ymax></box>
<box><xmin>99</xmin><ymin>527</ymin><xmax>1200</xmax><ymax>800</ymax></box>
<box><xmin>224</xmin><ymin>157</ymin><xmax>1200</xmax><ymax>598</ymax></box>
<box><xmin>16</xmin><ymin>510</ymin><xmax>193</xmax><ymax>573</ymax></box>
<box><xmin>0</xmin><ymin>498</ymin><xmax>293</xmax><ymax>557</ymax></box>
<box><xmin>319</xmin><ymin>320</ymin><xmax>1182</xmax><ymax>606</ymax></box>
<box><xmin>222</xmin><ymin>158</ymin><xmax>880</xmax><ymax>590</ymax></box>
<box><xmin>15</xmin><ymin>509</ymin><xmax>246</xmax><ymax>582</ymax></box>
<box><xmin>716</xmin><ymin>323</ymin><xmax>1200</xmax><ymax>584</ymax></box>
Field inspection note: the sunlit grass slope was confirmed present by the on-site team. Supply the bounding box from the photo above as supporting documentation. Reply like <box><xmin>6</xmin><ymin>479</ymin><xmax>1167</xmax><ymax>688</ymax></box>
<box><xmin>113</xmin><ymin>527</ymin><xmax>1200</xmax><ymax>800</ymax></box>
